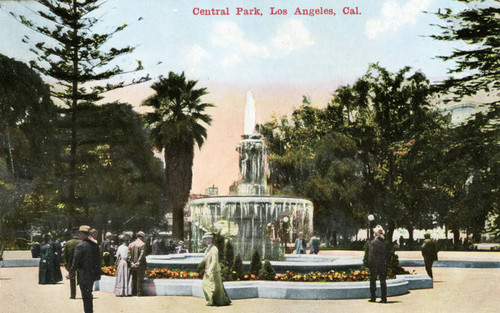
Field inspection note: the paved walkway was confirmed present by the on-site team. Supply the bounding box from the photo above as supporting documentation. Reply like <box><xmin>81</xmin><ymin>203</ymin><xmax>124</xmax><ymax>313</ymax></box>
<box><xmin>1</xmin><ymin>266</ymin><xmax>499</xmax><ymax>313</ymax></box>
<box><xmin>1</xmin><ymin>251</ymin><xmax>499</xmax><ymax>313</ymax></box>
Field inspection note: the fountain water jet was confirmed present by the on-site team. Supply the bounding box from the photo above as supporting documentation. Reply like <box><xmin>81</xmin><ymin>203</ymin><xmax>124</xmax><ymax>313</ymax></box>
<box><xmin>190</xmin><ymin>91</ymin><xmax>313</xmax><ymax>260</ymax></box>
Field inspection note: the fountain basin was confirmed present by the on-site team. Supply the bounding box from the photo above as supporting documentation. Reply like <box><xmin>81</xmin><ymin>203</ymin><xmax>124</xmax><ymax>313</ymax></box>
<box><xmin>190</xmin><ymin>195</ymin><xmax>313</xmax><ymax>260</ymax></box>
<box><xmin>146</xmin><ymin>253</ymin><xmax>363</xmax><ymax>273</ymax></box>
<box><xmin>94</xmin><ymin>275</ymin><xmax>432</xmax><ymax>299</ymax></box>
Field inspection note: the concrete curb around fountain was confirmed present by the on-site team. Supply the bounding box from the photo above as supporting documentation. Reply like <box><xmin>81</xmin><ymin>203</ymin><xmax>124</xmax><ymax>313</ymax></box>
<box><xmin>94</xmin><ymin>274</ymin><xmax>432</xmax><ymax>300</ymax></box>
<box><xmin>399</xmin><ymin>259</ymin><xmax>500</xmax><ymax>269</ymax></box>
<box><xmin>3</xmin><ymin>254</ymin><xmax>500</xmax><ymax>269</ymax></box>
<box><xmin>147</xmin><ymin>254</ymin><xmax>366</xmax><ymax>273</ymax></box>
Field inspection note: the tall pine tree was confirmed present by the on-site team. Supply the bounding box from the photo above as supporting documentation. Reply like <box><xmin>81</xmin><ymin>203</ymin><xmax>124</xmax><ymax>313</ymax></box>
<box><xmin>12</xmin><ymin>0</ymin><xmax>149</xmax><ymax>224</ymax></box>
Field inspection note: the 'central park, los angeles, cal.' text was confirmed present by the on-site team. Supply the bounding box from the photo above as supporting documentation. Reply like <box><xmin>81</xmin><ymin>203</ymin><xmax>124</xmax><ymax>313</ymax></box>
<box><xmin>192</xmin><ymin>6</ymin><xmax>362</xmax><ymax>17</ymax></box>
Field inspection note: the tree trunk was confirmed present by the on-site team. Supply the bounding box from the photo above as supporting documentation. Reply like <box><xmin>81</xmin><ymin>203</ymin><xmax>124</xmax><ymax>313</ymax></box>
<box><xmin>408</xmin><ymin>225</ymin><xmax>414</xmax><ymax>250</ymax></box>
<box><xmin>4</xmin><ymin>126</ymin><xmax>15</xmax><ymax>177</ymax></box>
<box><xmin>69</xmin><ymin>0</ymin><xmax>80</xmax><ymax>226</ymax></box>
<box><xmin>387</xmin><ymin>219</ymin><xmax>396</xmax><ymax>244</ymax></box>
<box><xmin>452</xmin><ymin>227</ymin><xmax>460</xmax><ymax>249</ymax></box>
<box><xmin>165</xmin><ymin>142</ymin><xmax>194</xmax><ymax>242</ymax></box>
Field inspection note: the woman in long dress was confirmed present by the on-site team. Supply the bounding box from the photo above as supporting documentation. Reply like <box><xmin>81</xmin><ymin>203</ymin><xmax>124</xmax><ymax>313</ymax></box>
<box><xmin>38</xmin><ymin>237</ymin><xmax>56</xmax><ymax>284</ymax></box>
<box><xmin>201</xmin><ymin>232</ymin><xmax>231</xmax><ymax>306</ymax></box>
<box><xmin>114</xmin><ymin>234</ymin><xmax>132</xmax><ymax>296</ymax></box>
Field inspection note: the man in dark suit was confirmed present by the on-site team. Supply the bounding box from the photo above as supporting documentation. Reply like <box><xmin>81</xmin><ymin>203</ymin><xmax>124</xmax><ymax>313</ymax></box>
<box><xmin>129</xmin><ymin>231</ymin><xmax>147</xmax><ymax>296</ymax></box>
<box><xmin>63</xmin><ymin>228</ymin><xmax>81</xmax><ymax>299</ymax></box>
<box><xmin>68</xmin><ymin>225</ymin><xmax>101</xmax><ymax>313</ymax></box>
<box><xmin>368</xmin><ymin>226</ymin><xmax>387</xmax><ymax>303</ymax></box>
<box><xmin>421</xmin><ymin>233</ymin><xmax>439</xmax><ymax>279</ymax></box>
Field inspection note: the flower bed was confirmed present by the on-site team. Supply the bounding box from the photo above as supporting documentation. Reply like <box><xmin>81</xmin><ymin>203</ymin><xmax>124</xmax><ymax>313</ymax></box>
<box><xmin>101</xmin><ymin>266</ymin><xmax>199</xmax><ymax>279</ymax></box>
<box><xmin>102</xmin><ymin>266</ymin><xmax>395</xmax><ymax>282</ymax></box>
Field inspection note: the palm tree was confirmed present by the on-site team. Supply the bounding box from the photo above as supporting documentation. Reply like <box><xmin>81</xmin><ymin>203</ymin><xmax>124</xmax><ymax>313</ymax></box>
<box><xmin>142</xmin><ymin>72</ymin><xmax>213</xmax><ymax>240</ymax></box>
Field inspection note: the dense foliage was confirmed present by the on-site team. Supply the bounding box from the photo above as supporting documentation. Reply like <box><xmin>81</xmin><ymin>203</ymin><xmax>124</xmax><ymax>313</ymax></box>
<box><xmin>11</xmin><ymin>0</ymin><xmax>150</xmax><ymax>225</ymax></box>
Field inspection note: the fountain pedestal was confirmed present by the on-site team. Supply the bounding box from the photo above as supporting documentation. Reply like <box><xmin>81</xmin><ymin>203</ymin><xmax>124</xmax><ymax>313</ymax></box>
<box><xmin>190</xmin><ymin>91</ymin><xmax>314</xmax><ymax>260</ymax></box>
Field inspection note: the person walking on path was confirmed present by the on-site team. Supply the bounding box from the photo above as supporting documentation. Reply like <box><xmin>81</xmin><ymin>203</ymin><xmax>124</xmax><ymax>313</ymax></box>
<box><xmin>201</xmin><ymin>232</ymin><xmax>231</xmax><ymax>306</ymax></box>
<box><xmin>68</xmin><ymin>225</ymin><xmax>101</xmax><ymax>313</ymax></box>
<box><xmin>129</xmin><ymin>231</ymin><xmax>147</xmax><ymax>296</ymax></box>
<box><xmin>114</xmin><ymin>233</ymin><xmax>132</xmax><ymax>296</ymax></box>
<box><xmin>63</xmin><ymin>228</ymin><xmax>81</xmax><ymax>299</ymax></box>
<box><xmin>368</xmin><ymin>226</ymin><xmax>387</xmax><ymax>303</ymax></box>
<box><xmin>38</xmin><ymin>236</ymin><xmax>58</xmax><ymax>284</ymax></box>
<box><xmin>421</xmin><ymin>233</ymin><xmax>439</xmax><ymax>279</ymax></box>
<box><xmin>295</xmin><ymin>233</ymin><xmax>306</xmax><ymax>254</ymax></box>
<box><xmin>309</xmin><ymin>232</ymin><xmax>320</xmax><ymax>254</ymax></box>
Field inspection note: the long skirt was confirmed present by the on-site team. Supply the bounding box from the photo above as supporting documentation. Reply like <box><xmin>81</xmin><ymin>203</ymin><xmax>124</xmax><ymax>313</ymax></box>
<box><xmin>202</xmin><ymin>272</ymin><xmax>231</xmax><ymax>306</ymax></box>
<box><xmin>114</xmin><ymin>258</ymin><xmax>131</xmax><ymax>296</ymax></box>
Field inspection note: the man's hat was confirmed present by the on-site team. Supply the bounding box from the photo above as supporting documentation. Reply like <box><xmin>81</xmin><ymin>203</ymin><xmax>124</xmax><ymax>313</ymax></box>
<box><xmin>119</xmin><ymin>233</ymin><xmax>132</xmax><ymax>241</ymax></box>
<box><xmin>202</xmin><ymin>232</ymin><xmax>213</xmax><ymax>239</ymax></box>
<box><xmin>374</xmin><ymin>225</ymin><xmax>384</xmax><ymax>235</ymax></box>
<box><xmin>79</xmin><ymin>225</ymin><xmax>91</xmax><ymax>234</ymax></box>
<box><xmin>136</xmin><ymin>231</ymin><xmax>146</xmax><ymax>238</ymax></box>
<box><xmin>90</xmin><ymin>229</ymin><xmax>98</xmax><ymax>234</ymax></box>
<box><xmin>105</xmin><ymin>232</ymin><xmax>112</xmax><ymax>238</ymax></box>
<box><xmin>178</xmin><ymin>240</ymin><xmax>184</xmax><ymax>245</ymax></box>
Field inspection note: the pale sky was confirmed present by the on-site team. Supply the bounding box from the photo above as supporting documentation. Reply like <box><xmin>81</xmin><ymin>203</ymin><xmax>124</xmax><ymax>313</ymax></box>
<box><xmin>0</xmin><ymin>0</ymin><xmax>472</xmax><ymax>194</ymax></box>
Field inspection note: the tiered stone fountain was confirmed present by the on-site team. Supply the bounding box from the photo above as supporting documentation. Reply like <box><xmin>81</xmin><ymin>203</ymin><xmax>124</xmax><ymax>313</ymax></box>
<box><xmin>189</xmin><ymin>91</ymin><xmax>314</xmax><ymax>260</ymax></box>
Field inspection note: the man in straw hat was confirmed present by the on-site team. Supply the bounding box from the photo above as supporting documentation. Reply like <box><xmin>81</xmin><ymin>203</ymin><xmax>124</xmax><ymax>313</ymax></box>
<box><xmin>129</xmin><ymin>231</ymin><xmax>147</xmax><ymax>296</ymax></box>
<box><xmin>368</xmin><ymin>225</ymin><xmax>388</xmax><ymax>303</ymax></box>
<box><xmin>68</xmin><ymin>225</ymin><xmax>101</xmax><ymax>313</ymax></box>
<box><xmin>202</xmin><ymin>232</ymin><xmax>231</xmax><ymax>306</ymax></box>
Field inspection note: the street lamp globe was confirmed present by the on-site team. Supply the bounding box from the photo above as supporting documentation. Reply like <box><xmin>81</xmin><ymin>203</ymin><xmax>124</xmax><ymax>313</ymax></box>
<box><xmin>367</xmin><ymin>214</ymin><xmax>375</xmax><ymax>222</ymax></box>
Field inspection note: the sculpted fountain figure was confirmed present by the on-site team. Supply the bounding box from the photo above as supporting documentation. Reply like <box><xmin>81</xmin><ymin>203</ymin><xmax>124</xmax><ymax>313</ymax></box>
<box><xmin>190</xmin><ymin>91</ymin><xmax>313</xmax><ymax>260</ymax></box>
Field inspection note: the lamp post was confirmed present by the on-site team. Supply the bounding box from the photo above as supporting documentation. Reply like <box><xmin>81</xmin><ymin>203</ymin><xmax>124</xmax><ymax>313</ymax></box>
<box><xmin>367</xmin><ymin>214</ymin><xmax>375</xmax><ymax>240</ymax></box>
<box><xmin>282</xmin><ymin>216</ymin><xmax>289</xmax><ymax>254</ymax></box>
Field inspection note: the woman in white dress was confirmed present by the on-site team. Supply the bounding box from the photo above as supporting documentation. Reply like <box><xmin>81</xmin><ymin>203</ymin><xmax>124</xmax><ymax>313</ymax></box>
<box><xmin>114</xmin><ymin>233</ymin><xmax>132</xmax><ymax>296</ymax></box>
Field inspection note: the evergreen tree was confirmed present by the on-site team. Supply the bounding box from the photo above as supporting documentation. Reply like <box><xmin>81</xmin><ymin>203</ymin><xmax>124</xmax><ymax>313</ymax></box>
<box><xmin>431</xmin><ymin>0</ymin><xmax>499</xmax><ymax>238</ymax></box>
<box><xmin>12</xmin><ymin>0</ymin><xmax>148</xmax><ymax>224</ymax></box>
<box><xmin>249</xmin><ymin>250</ymin><xmax>262</xmax><ymax>276</ymax></box>
<box><xmin>232</xmin><ymin>254</ymin><xmax>244</xmax><ymax>280</ymax></box>
<box><xmin>223</xmin><ymin>240</ymin><xmax>234</xmax><ymax>269</ymax></box>
<box><xmin>259</xmin><ymin>259</ymin><xmax>276</xmax><ymax>280</ymax></box>
<box><xmin>431</xmin><ymin>0</ymin><xmax>500</xmax><ymax>101</ymax></box>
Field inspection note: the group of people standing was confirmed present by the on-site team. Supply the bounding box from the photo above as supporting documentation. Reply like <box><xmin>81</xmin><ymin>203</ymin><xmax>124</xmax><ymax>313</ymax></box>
<box><xmin>112</xmin><ymin>231</ymin><xmax>148</xmax><ymax>297</ymax></box>
<box><xmin>151</xmin><ymin>235</ymin><xmax>189</xmax><ymax>255</ymax></box>
<box><xmin>38</xmin><ymin>235</ymin><xmax>64</xmax><ymax>284</ymax></box>
<box><xmin>294</xmin><ymin>232</ymin><xmax>320</xmax><ymax>255</ymax></box>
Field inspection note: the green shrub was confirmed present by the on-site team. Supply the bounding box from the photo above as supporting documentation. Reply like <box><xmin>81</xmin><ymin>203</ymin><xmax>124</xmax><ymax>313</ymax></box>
<box><xmin>213</xmin><ymin>232</ymin><xmax>225</xmax><ymax>262</ymax></box>
<box><xmin>250</xmin><ymin>250</ymin><xmax>262</xmax><ymax>276</ymax></box>
<box><xmin>223</xmin><ymin>240</ymin><xmax>234</xmax><ymax>268</ymax></box>
<box><xmin>363</xmin><ymin>239</ymin><xmax>409</xmax><ymax>275</ymax></box>
<box><xmin>196</xmin><ymin>260</ymin><xmax>206</xmax><ymax>278</ymax></box>
<box><xmin>232</xmin><ymin>254</ymin><xmax>244</xmax><ymax>280</ymax></box>
<box><xmin>259</xmin><ymin>259</ymin><xmax>276</xmax><ymax>280</ymax></box>
<box><xmin>221</xmin><ymin>265</ymin><xmax>232</xmax><ymax>281</ymax></box>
